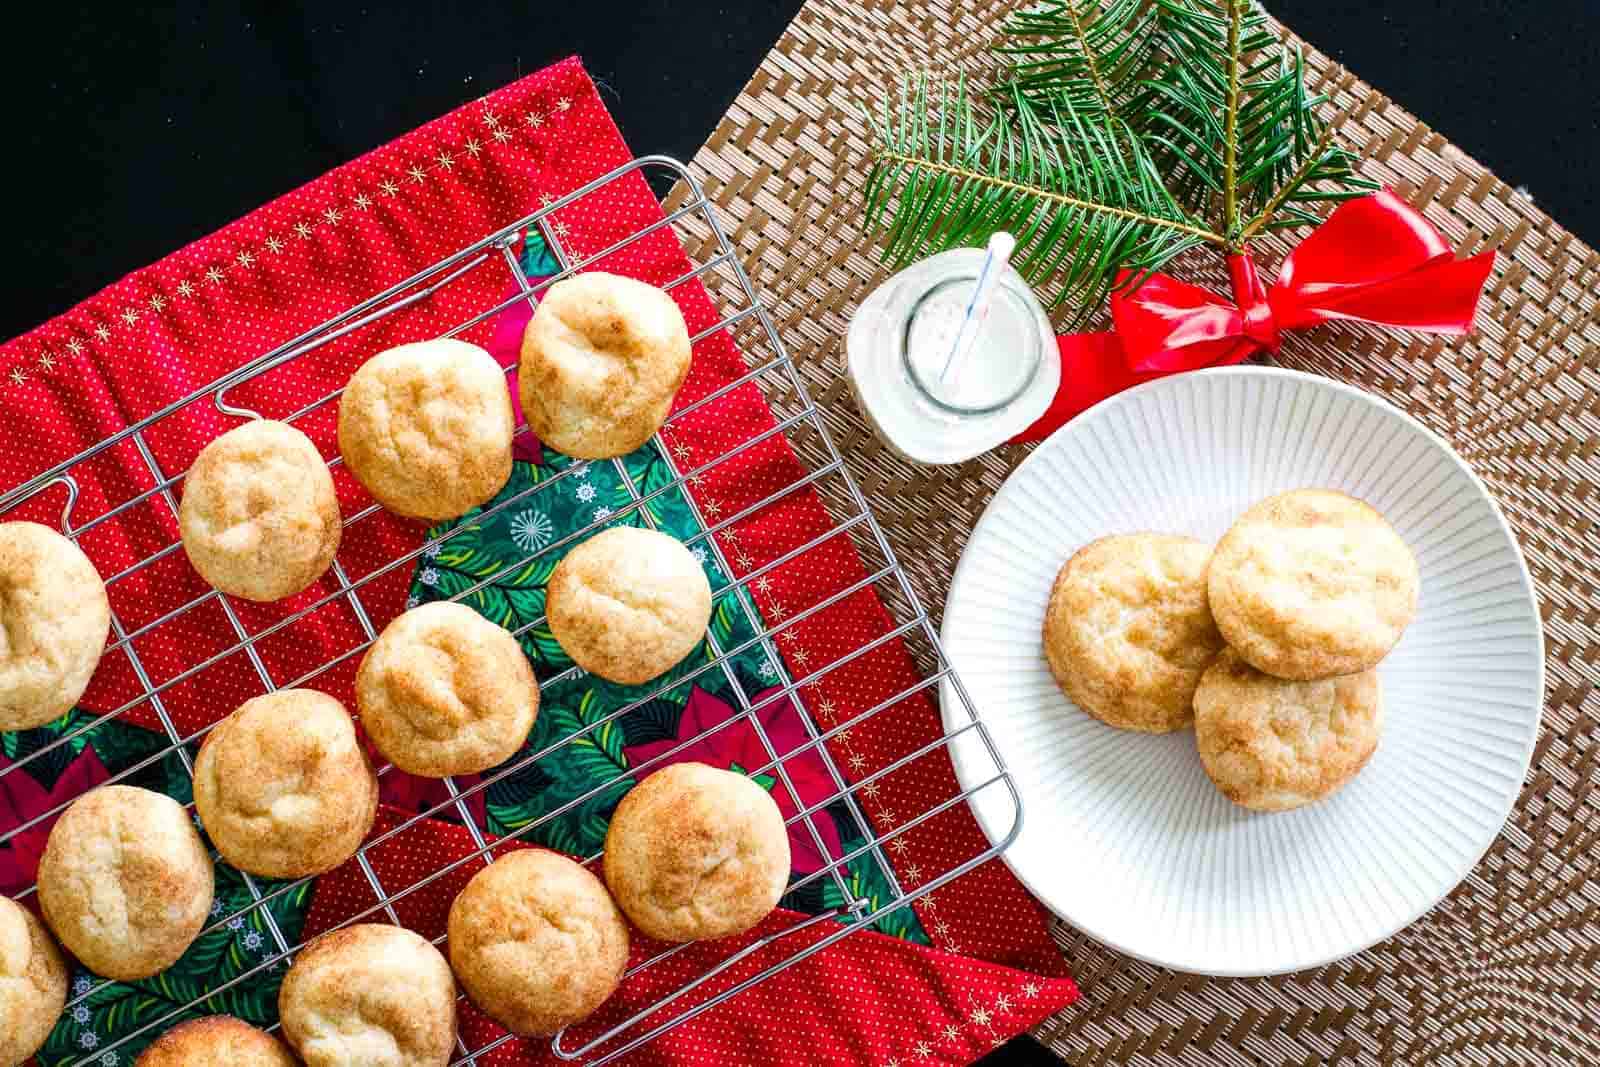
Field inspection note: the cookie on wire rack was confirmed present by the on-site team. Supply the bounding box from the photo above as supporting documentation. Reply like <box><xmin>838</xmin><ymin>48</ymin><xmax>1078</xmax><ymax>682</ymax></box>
<box><xmin>0</xmin><ymin>895</ymin><xmax>68</xmax><ymax>1067</ymax></box>
<box><xmin>277</xmin><ymin>923</ymin><xmax>456</xmax><ymax>1067</ymax></box>
<box><xmin>193</xmin><ymin>688</ymin><xmax>378</xmax><ymax>879</ymax></box>
<box><xmin>518</xmin><ymin>271</ymin><xmax>691</xmax><ymax>460</ymax></box>
<box><xmin>545</xmin><ymin>526</ymin><xmax>712</xmax><ymax>686</ymax></box>
<box><xmin>134</xmin><ymin>1015</ymin><xmax>298</xmax><ymax>1067</ymax></box>
<box><xmin>178</xmin><ymin>419</ymin><xmax>341</xmax><ymax>602</ymax></box>
<box><xmin>604</xmin><ymin>762</ymin><xmax>790</xmax><ymax>943</ymax></box>
<box><xmin>338</xmin><ymin>337</ymin><xmax>514</xmax><ymax>522</ymax></box>
<box><xmin>0</xmin><ymin>520</ymin><xmax>111</xmax><ymax>731</ymax></box>
<box><xmin>36</xmin><ymin>785</ymin><xmax>214</xmax><ymax>982</ymax></box>
<box><xmin>356</xmin><ymin>601</ymin><xmax>540</xmax><ymax>778</ymax></box>
<box><xmin>448</xmin><ymin>849</ymin><xmax>629</xmax><ymax>1036</ymax></box>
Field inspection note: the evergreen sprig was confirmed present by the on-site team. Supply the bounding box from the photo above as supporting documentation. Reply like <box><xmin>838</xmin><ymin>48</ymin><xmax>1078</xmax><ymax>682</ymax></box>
<box><xmin>861</xmin><ymin>0</ymin><xmax>1377</xmax><ymax>310</ymax></box>
<box><xmin>863</xmin><ymin>76</ymin><xmax>1223</xmax><ymax>317</ymax></box>
<box><xmin>998</xmin><ymin>0</ymin><xmax>1161</xmax><ymax>121</ymax></box>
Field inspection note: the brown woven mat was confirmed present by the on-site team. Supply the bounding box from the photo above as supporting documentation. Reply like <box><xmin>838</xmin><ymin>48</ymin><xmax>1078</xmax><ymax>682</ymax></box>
<box><xmin>669</xmin><ymin>1</ymin><xmax>1600</xmax><ymax>1063</ymax></box>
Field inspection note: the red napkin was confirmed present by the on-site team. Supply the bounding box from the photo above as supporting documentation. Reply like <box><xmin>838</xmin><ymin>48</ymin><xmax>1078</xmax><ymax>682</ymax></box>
<box><xmin>0</xmin><ymin>57</ymin><xmax>1075</xmax><ymax>1063</ymax></box>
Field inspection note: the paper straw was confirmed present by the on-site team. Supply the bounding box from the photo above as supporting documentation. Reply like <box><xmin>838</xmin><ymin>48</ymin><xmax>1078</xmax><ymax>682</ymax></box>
<box><xmin>938</xmin><ymin>231</ymin><xmax>1016</xmax><ymax>386</ymax></box>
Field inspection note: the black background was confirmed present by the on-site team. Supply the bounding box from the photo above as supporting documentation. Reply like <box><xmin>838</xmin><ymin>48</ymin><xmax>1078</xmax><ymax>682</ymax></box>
<box><xmin>4</xmin><ymin>3</ymin><xmax>1592</xmax><ymax>1064</ymax></box>
<box><xmin>4</xmin><ymin>2</ymin><xmax>1596</xmax><ymax>342</ymax></box>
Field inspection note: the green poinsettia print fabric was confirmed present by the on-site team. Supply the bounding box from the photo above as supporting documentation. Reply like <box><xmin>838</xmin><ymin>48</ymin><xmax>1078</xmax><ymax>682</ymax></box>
<box><xmin>394</xmin><ymin>230</ymin><xmax>925</xmax><ymax>945</ymax></box>
<box><xmin>0</xmin><ymin>228</ymin><xmax>925</xmax><ymax>1066</ymax></box>
<box><xmin>404</xmin><ymin>438</ymin><xmax>928</xmax><ymax>946</ymax></box>
<box><xmin>2</xmin><ymin>711</ymin><xmax>312</xmax><ymax>1066</ymax></box>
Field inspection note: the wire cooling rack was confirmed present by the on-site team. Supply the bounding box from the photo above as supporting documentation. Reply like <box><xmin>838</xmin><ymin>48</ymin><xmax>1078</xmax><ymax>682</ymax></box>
<box><xmin>0</xmin><ymin>155</ymin><xmax>1021</xmax><ymax>1065</ymax></box>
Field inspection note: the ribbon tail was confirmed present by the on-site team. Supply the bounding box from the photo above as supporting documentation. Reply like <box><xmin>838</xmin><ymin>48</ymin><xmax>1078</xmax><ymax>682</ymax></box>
<box><xmin>1010</xmin><ymin>332</ymin><xmax>1146</xmax><ymax>442</ymax></box>
<box><xmin>1273</xmin><ymin>249</ymin><xmax>1497</xmax><ymax>333</ymax></box>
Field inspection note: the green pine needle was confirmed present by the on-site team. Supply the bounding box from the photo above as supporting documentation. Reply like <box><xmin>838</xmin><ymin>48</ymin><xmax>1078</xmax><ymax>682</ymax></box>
<box><xmin>999</xmin><ymin>0</ymin><xmax>1161</xmax><ymax>121</ymax></box>
<box><xmin>862</xmin><ymin>76</ymin><xmax>1224</xmax><ymax>320</ymax></box>
<box><xmin>862</xmin><ymin>0</ymin><xmax>1377</xmax><ymax>305</ymax></box>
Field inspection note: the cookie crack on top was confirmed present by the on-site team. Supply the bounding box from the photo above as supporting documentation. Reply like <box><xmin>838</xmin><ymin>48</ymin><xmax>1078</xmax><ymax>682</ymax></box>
<box><xmin>578</xmin><ymin>582</ymin><xmax>675</xmax><ymax>634</ymax></box>
<box><xmin>675</xmin><ymin>848</ymin><xmax>739</xmax><ymax>922</ymax></box>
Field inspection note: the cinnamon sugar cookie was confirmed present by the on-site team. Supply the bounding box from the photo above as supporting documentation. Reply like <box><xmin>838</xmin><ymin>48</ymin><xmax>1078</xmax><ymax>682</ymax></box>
<box><xmin>135</xmin><ymin>1015</ymin><xmax>298</xmax><ymax>1067</ymax></box>
<box><xmin>604</xmin><ymin>762</ymin><xmax>789</xmax><ymax>942</ymax></box>
<box><xmin>518</xmin><ymin>272</ymin><xmax>691</xmax><ymax>459</ymax></box>
<box><xmin>0</xmin><ymin>521</ymin><xmax>111</xmax><ymax>730</ymax></box>
<box><xmin>1042</xmin><ymin>534</ymin><xmax>1223</xmax><ymax>733</ymax></box>
<box><xmin>448</xmin><ymin>850</ymin><xmax>628</xmax><ymax>1035</ymax></box>
<box><xmin>37</xmin><ymin>785</ymin><xmax>214</xmax><ymax>981</ymax></box>
<box><xmin>0</xmin><ymin>895</ymin><xmax>68</xmax><ymax>1067</ymax></box>
<box><xmin>339</xmin><ymin>338</ymin><xmax>514</xmax><ymax>521</ymax></box>
<box><xmin>1194</xmin><ymin>648</ymin><xmax>1383</xmax><ymax>812</ymax></box>
<box><xmin>278</xmin><ymin>923</ymin><xmax>456</xmax><ymax>1067</ymax></box>
<box><xmin>546</xmin><ymin>526</ymin><xmax>712</xmax><ymax>686</ymax></box>
<box><xmin>179</xmin><ymin>419</ymin><xmax>341</xmax><ymax>602</ymax></box>
<box><xmin>1208</xmin><ymin>490</ymin><xmax>1418</xmax><ymax>680</ymax></box>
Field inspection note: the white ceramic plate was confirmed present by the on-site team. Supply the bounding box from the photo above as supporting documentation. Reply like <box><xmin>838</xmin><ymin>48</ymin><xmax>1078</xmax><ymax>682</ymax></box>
<box><xmin>941</xmin><ymin>366</ymin><xmax>1543</xmax><ymax>976</ymax></box>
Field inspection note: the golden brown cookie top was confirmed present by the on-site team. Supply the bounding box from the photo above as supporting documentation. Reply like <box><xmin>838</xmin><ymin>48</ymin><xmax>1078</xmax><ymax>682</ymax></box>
<box><xmin>448</xmin><ymin>849</ymin><xmax>629</xmax><ymax>1036</ymax></box>
<box><xmin>37</xmin><ymin>785</ymin><xmax>214</xmax><ymax>982</ymax></box>
<box><xmin>0</xmin><ymin>520</ymin><xmax>111</xmax><ymax>731</ymax></box>
<box><xmin>1194</xmin><ymin>648</ymin><xmax>1383</xmax><ymax>812</ymax></box>
<box><xmin>1208</xmin><ymin>489</ymin><xmax>1418</xmax><ymax>680</ymax></box>
<box><xmin>1041</xmin><ymin>533</ymin><xmax>1223</xmax><ymax>733</ymax></box>
<box><xmin>338</xmin><ymin>338</ymin><xmax>514</xmax><ymax>521</ymax></box>
<box><xmin>546</xmin><ymin>526</ymin><xmax>712</xmax><ymax>686</ymax></box>
<box><xmin>194</xmin><ymin>689</ymin><xmax>377</xmax><ymax>879</ymax></box>
<box><xmin>356</xmin><ymin>601</ymin><xmax>540</xmax><ymax>777</ymax></box>
<box><xmin>518</xmin><ymin>272</ymin><xmax>691</xmax><ymax>459</ymax></box>
<box><xmin>0</xmin><ymin>895</ymin><xmax>69</xmax><ymax>1067</ymax></box>
<box><xmin>604</xmin><ymin>762</ymin><xmax>790</xmax><ymax>942</ymax></box>
<box><xmin>135</xmin><ymin>1015</ymin><xmax>300</xmax><ymax>1067</ymax></box>
<box><xmin>278</xmin><ymin>924</ymin><xmax>456</xmax><ymax>1067</ymax></box>
<box><xmin>178</xmin><ymin>419</ymin><xmax>342</xmax><ymax>602</ymax></box>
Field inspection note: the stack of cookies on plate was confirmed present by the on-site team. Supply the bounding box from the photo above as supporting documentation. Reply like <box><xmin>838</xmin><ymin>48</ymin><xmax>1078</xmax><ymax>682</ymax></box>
<box><xmin>1043</xmin><ymin>489</ymin><xmax>1419</xmax><ymax>812</ymax></box>
<box><xmin>0</xmin><ymin>271</ymin><xmax>797</xmax><ymax>1067</ymax></box>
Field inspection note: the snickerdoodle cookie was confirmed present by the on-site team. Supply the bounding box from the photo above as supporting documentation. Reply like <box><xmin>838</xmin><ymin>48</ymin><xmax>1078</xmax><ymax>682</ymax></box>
<box><xmin>1208</xmin><ymin>490</ymin><xmax>1418</xmax><ymax>680</ymax></box>
<box><xmin>1194</xmin><ymin>648</ymin><xmax>1383</xmax><ymax>812</ymax></box>
<box><xmin>0</xmin><ymin>895</ymin><xmax>68</xmax><ymax>1067</ymax></box>
<box><xmin>448</xmin><ymin>850</ymin><xmax>629</xmax><ymax>1036</ymax></box>
<box><xmin>0</xmin><ymin>521</ymin><xmax>111</xmax><ymax>731</ymax></box>
<box><xmin>1042</xmin><ymin>534</ymin><xmax>1224</xmax><ymax>733</ymax></box>
<box><xmin>179</xmin><ymin>419</ymin><xmax>342</xmax><ymax>602</ymax></box>
<box><xmin>338</xmin><ymin>338</ymin><xmax>514</xmax><ymax>521</ymax></box>
<box><xmin>134</xmin><ymin>1015</ymin><xmax>298</xmax><ymax>1067</ymax></box>
<box><xmin>37</xmin><ymin>785</ymin><xmax>214</xmax><ymax>981</ymax></box>
<box><xmin>546</xmin><ymin>526</ymin><xmax>711</xmax><ymax>686</ymax></box>
<box><xmin>518</xmin><ymin>272</ymin><xmax>691</xmax><ymax>459</ymax></box>
<box><xmin>193</xmin><ymin>689</ymin><xmax>378</xmax><ymax>879</ymax></box>
<box><xmin>356</xmin><ymin>601</ymin><xmax>540</xmax><ymax>777</ymax></box>
<box><xmin>604</xmin><ymin>762</ymin><xmax>789</xmax><ymax>942</ymax></box>
<box><xmin>278</xmin><ymin>924</ymin><xmax>456</xmax><ymax>1067</ymax></box>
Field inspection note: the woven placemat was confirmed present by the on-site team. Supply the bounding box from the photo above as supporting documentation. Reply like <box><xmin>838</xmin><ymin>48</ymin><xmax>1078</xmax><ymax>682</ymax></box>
<box><xmin>669</xmin><ymin>1</ymin><xmax>1600</xmax><ymax>1063</ymax></box>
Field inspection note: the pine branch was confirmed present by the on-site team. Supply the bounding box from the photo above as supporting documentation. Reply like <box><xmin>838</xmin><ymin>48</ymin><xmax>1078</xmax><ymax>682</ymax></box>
<box><xmin>1221</xmin><ymin>0</ymin><xmax>1243</xmax><ymax>232</ymax></box>
<box><xmin>862</xmin><ymin>77</ymin><xmax>1224</xmax><ymax>319</ymax></box>
<box><xmin>999</xmin><ymin>0</ymin><xmax>1162</xmax><ymax>121</ymax></box>
<box><xmin>1135</xmin><ymin>1</ymin><xmax>1373</xmax><ymax>240</ymax></box>
<box><xmin>859</xmin><ymin>1</ymin><xmax>1380</xmax><ymax>305</ymax></box>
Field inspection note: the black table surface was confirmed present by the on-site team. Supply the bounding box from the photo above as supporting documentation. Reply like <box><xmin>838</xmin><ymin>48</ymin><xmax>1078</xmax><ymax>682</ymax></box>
<box><xmin>4</xmin><ymin>3</ymin><xmax>1593</xmax><ymax>1065</ymax></box>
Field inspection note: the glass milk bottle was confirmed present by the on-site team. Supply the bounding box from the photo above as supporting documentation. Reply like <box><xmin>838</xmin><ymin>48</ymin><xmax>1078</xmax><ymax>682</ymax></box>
<box><xmin>845</xmin><ymin>236</ymin><xmax>1059</xmax><ymax>465</ymax></box>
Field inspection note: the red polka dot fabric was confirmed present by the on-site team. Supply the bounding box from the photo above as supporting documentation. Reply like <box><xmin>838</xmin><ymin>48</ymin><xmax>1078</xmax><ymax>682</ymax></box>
<box><xmin>0</xmin><ymin>58</ymin><xmax>1076</xmax><ymax>1064</ymax></box>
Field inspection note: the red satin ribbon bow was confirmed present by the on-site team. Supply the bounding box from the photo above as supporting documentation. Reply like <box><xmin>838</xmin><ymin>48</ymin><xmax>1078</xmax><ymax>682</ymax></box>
<box><xmin>1014</xmin><ymin>189</ymin><xmax>1497</xmax><ymax>440</ymax></box>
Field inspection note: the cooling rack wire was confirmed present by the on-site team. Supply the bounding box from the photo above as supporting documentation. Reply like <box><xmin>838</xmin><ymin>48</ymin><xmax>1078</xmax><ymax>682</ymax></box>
<box><xmin>0</xmin><ymin>155</ymin><xmax>1021</xmax><ymax>1065</ymax></box>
